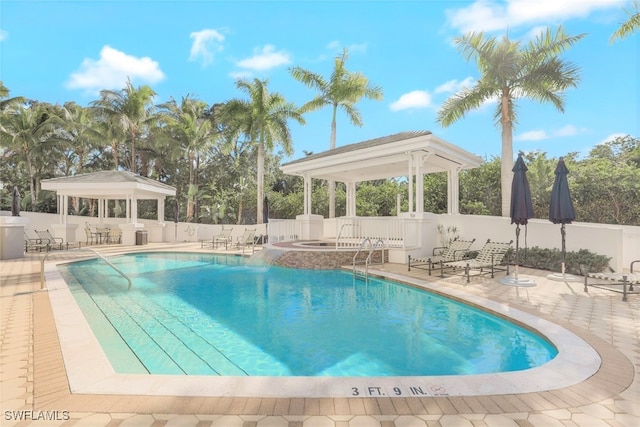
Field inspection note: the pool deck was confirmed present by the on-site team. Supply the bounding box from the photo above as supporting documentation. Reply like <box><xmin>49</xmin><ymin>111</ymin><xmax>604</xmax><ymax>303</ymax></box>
<box><xmin>1</xmin><ymin>242</ymin><xmax>639</xmax><ymax>426</ymax></box>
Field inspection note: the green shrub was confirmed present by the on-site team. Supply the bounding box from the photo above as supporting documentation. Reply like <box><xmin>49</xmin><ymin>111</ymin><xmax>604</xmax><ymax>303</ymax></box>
<box><xmin>510</xmin><ymin>246</ymin><xmax>611</xmax><ymax>274</ymax></box>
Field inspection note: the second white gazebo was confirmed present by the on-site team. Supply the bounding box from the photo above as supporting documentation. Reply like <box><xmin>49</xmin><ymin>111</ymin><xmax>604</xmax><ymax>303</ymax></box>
<box><xmin>41</xmin><ymin>170</ymin><xmax>176</xmax><ymax>245</ymax></box>
<box><xmin>281</xmin><ymin>131</ymin><xmax>483</xmax><ymax>217</ymax></box>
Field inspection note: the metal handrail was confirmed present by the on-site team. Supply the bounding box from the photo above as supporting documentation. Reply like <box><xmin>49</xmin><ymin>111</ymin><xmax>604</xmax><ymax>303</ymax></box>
<box><xmin>336</xmin><ymin>223</ymin><xmax>358</xmax><ymax>249</ymax></box>
<box><xmin>41</xmin><ymin>247</ymin><xmax>132</xmax><ymax>290</ymax></box>
<box><xmin>352</xmin><ymin>238</ymin><xmax>372</xmax><ymax>281</ymax></box>
<box><xmin>366</xmin><ymin>238</ymin><xmax>385</xmax><ymax>268</ymax></box>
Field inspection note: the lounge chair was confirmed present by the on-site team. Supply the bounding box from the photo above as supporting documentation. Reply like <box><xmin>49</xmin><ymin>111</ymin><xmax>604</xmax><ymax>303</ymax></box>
<box><xmin>201</xmin><ymin>226</ymin><xmax>233</xmax><ymax>249</ymax></box>
<box><xmin>233</xmin><ymin>228</ymin><xmax>256</xmax><ymax>254</ymax></box>
<box><xmin>35</xmin><ymin>229</ymin><xmax>65</xmax><ymax>251</ymax></box>
<box><xmin>408</xmin><ymin>238</ymin><xmax>475</xmax><ymax>277</ymax></box>
<box><xmin>583</xmin><ymin>260</ymin><xmax>640</xmax><ymax>301</ymax></box>
<box><xmin>24</xmin><ymin>230</ymin><xmax>48</xmax><ymax>252</ymax></box>
<box><xmin>443</xmin><ymin>239</ymin><xmax>512</xmax><ymax>283</ymax></box>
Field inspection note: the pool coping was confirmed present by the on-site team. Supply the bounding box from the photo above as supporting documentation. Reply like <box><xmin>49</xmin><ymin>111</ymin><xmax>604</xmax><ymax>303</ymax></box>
<box><xmin>43</xmin><ymin>257</ymin><xmax>602</xmax><ymax>399</ymax></box>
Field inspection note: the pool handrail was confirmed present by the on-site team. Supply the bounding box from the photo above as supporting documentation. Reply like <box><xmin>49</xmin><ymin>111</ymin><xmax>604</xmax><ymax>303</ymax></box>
<box><xmin>40</xmin><ymin>247</ymin><xmax>133</xmax><ymax>290</ymax></box>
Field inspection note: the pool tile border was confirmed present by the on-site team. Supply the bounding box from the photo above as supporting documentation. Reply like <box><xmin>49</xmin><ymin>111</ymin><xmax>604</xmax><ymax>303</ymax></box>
<box><xmin>41</xmin><ymin>259</ymin><xmax>615</xmax><ymax>401</ymax></box>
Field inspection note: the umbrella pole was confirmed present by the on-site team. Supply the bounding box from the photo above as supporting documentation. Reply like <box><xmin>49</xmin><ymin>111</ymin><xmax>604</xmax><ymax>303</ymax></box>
<box><xmin>561</xmin><ymin>223</ymin><xmax>566</xmax><ymax>275</ymax></box>
<box><xmin>515</xmin><ymin>224</ymin><xmax>520</xmax><ymax>280</ymax></box>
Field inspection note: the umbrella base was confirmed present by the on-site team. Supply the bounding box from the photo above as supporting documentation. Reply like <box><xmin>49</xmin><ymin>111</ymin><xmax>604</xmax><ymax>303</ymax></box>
<box><xmin>546</xmin><ymin>272</ymin><xmax>581</xmax><ymax>282</ymax></box>
<box><xmin>499</xmin><ymin>275</ymin><xmax>537</xmax><ymax>287</ymax></box>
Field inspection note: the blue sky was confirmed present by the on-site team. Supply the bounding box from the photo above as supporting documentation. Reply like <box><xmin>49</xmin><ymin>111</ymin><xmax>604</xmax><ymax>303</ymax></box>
<box><xmin>1</xmin><ymin>0</ymin><xmax>637</xmax><ymax>162</ymax></box>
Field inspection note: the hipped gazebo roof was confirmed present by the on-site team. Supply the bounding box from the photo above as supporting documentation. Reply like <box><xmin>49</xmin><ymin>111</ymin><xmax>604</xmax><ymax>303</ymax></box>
<box><xmin>41</xmin><ymin>170</ymin><xmax>176</xmax><ymax>199</ymax></box>
<box><xmin>281</xmin><ymin>131</ymin><xmax>483</xmax><ymax>181</ymax></box>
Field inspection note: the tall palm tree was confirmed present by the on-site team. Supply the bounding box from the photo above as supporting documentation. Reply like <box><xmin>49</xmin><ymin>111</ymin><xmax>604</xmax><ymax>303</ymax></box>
<box><xmin>90</xmin><ymin>78</ymin><xmax>157</xmax><ymax>174</ymax></box>
<box><xmin>0</xmin><ymin>81</ymin><xmax>26</xmax><ymax>110</ymax></box>
<box><xmin>611</xmin><ymin>0</ymin><xmax>640</xmax><ymax>42</ymax></box>
<box><xmin>290</xmin><ymin>48</ymin><xmax>383</xmax><ymax>218</ymax></box>
<box><xmin>224</xmin><ymin>78</ymin><xmax>305</xmax><ymax>224</ymax></box>
<box><xmin>437</xmin><ymin>26</ymin><xmax>585</xmax><ymax>217</ymax></box>
<box><xmin>158</xmin><ymin>95</ymin><xmax>216</xmax><ymax>221</ymax></box>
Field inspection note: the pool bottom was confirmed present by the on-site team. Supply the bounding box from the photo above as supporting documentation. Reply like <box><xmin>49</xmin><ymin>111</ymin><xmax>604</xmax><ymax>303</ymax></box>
<box><xmin>45</xmin><ymin>261</ymin><xmax>601</xmax><ymax>398</ymax></box>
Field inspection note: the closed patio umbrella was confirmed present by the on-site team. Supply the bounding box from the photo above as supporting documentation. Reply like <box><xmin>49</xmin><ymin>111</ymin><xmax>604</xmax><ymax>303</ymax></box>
<box><xmin>11</xmin><ymin>187</ymin><xmax>20</xmax><ymax>216</ymax></box>
<box><xmin>547</xmin><ymin>157</ymin><xmax>579</xmax><ymax>282</ymax></box>
<box><xmin>500</xmin><ymin>153</ymin><xmax>536</xmax><ymax>287</ymax></box>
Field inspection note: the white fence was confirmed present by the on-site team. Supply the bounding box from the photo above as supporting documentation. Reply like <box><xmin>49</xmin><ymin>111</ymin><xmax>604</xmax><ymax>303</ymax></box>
<box><xmin>266</xmin><ymin>219</ymin><xmax>300</xmax><ymax>243</ymax></box>
<box><xmin>335</xmin><ymin>217</ymin><xmax>406</xmax><ymax>248</ymax></box>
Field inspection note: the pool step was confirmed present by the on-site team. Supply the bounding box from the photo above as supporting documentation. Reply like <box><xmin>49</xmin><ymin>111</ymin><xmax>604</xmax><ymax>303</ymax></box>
<box><xmin>72</xmin><ymin>266</ymin><xmax>250</xmax><ymax>375</ymax></box>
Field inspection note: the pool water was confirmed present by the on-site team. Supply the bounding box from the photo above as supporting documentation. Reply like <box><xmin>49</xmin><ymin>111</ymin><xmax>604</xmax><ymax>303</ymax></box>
<box><xmin>59</xmin><ymin>252</ymin><xmax>557</xmax><ymax>377</ymax></box>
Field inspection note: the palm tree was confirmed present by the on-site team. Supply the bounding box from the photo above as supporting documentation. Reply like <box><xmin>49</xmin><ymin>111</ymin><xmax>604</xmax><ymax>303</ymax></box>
<box><xmin>90</xmin><ymin>78</ymin><xmax>157</xmax><ymax>174</ymax></box>
<box><xmin>0</xmin><ymin>103</ymin><xmax>64</xmax><ymax>207</ymax></box>
<box><xmin>158</xmin><ymin>95</ymin><xmax>216</xmax><ymax>221</ymax></box>
<box><xmin>290</xmin><ymin>48</ymin><xmax>383</xmax><ymax>218</ymax></box>
<box><xmin>224</xmin><ymin>78</ymin><xmax>305</xmax><ymax>224</ymax></box>
<box><xmin>0</xmin><ymin>81</ymin><xmax>26</xmax><ymax>110</ymax></box>
<box><xmin>437</xmin><ymin>26</ymin><xmax>585</xmax><ymax>217</ymax></box>
<box><xmin>611</xmin><ymin>1</ymin><xmax>640</xmax><ymax>42</ymax></box>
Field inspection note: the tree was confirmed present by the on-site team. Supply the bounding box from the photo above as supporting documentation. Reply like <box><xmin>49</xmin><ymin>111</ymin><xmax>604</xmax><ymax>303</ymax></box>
<box><xmin>90</xmin><ymin>78</ymin><xmax>157</xmax><ymax>174</ymax></box>
<box><xmin>158</xmin><ymin>95</ymin><xmax>216</xmax><ymax>221</ymax></box>
<box><xmin>611</xmin><ymin>1</ymin><xmax>640</xmax><ymax>42</ymax></box>
<box><xmin>290</xmin><ymin>48</ymin><xmax>383</xmax><ymax>218</ymax></box>
<box><xmin>437</xmin><ymin>26</ymin><xmax>585</xmax><ymax>217</ymax></box>
<box><xmin>223</xmin><ymin>78</ymin><xmax>305</xmax><ymax>224</ymax></box>
<box><xmin>0</xmin><ymin>81</ymin><xmax>26</xmax><ymax>110</ymax></box>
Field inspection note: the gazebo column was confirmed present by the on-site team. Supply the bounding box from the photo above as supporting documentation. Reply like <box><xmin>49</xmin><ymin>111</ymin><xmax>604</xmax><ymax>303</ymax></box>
<box><xmin>415</xmin><ymin>153</ymin><xmax>425</xmax><ymax>214</ymax></box>
<box><xmin>303</xmin><ymin>173</ymin><xmax>312</xmax><ymax>215</ymax></box>
<box><xmin>346</xmin><ymin>181</ymin><xmax>357</xmax><ymax>217</ymax></box>
<box><xmin>407</xmin><ymin>157</ymin><xmax>414</xmax><ymax>213</ymax></box>
<box><xmin>51</xmin><ymin>193</ymin><xmax>78</xmax><ymax>243</ymax></box>
<box><xmin>447</xmin><ymin>167</ymin><xmax>461</xmax><ymax>214</ymax></box>
<box><xmin>158</xmin><ymin>197</ymin><xmax>165</xmax><ymax>223</ymax></box>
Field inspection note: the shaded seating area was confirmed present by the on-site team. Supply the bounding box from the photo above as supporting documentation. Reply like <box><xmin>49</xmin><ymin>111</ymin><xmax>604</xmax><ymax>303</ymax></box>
<box><xmin>583</xmin><ymin>260</ymin><xmax>640</xmax><ymax>301</ymax></box>
<box><xmin>408</xmin><ymin>238</ymin><xmax>476</xmax><ymax>277</ymax></box>
<box><xmin>443</xmin><ymin>239</ymin><xmax>512</xmax><ymax>283</ymax></box>
<box><xmin>84</xmin><ymin>223</ymin><xmax>123</xmax><ymax>245</ymax></box>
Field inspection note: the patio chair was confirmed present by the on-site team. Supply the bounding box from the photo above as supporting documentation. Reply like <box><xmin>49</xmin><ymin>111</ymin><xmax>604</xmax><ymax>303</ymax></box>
<box><xmin>408</xmin><ymin>238</ymin><xmax>476</xmax><ymax>277</ymax></box>
<box><xmin>443</xmin><ymin>239</ymin><xmax>512</xmax><ymax>283</ymax></box>
<box><xmin>24</xmin><ymin>230</ymin><xmax>48</xmax><ymax>252</ymax></box>
<box><xmin>582</xmin><ymin>260</ymin><xmax>640</xmax><ymax>301</ymax></box>
<box><xmin>84</xmin><ymin>223</ymin><xmax>98</xmax><ymax>245</ymax></box>
<box><xmin>201</xmin><ymin>226</ymin><xmax>234</xmax><ymax>249</ymax></box>
<box><xmin>35</xmin><ymin>229</ymin><xmax>64</xmax><ymax>250</ymax></box>
<box><xmin>233</xmin><ymin>228</ymin><xmax>256</xmax><ymax>254</ymax></box>
<box><xmin>95</xmin><ymin>225</ymin><xmax>110</xmax><ymax>244</ymax></box>
<box><xmin>107</xmin><ymin>227</ymin><xmax>122</xmax><ymax>244</ymax></box>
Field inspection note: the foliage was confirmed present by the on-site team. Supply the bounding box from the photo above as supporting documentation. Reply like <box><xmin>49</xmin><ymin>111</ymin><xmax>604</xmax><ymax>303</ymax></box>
<box><xmin>517</xmin><ymin>246</ymin><xmax>611</xmax><ymax>275</ymax></box>
<box><xmin>610</xmin><ymin>1</ymin><xmax>640</xmax><ymax>42</ymax></box>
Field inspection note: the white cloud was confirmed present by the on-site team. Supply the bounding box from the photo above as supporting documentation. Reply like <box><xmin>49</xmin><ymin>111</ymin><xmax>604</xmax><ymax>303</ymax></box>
<box><xmin>515</xmin><ymin>124</ymin><xmax>585</xmax><ymax>141</ymax></box>
<box><xmin>66</xmin><ymin>45</ymin><xmax>165</xmax><ymax>94</ymax></box>
<box><xmin>516</xmin><ymin>129</ymin><xmax>548</xmax><ymax>141</ymax></box>
<box><xmin>229</xmin><ymin>70</ymin><xmax>253</xmax><ymax>80</ymax></box>
<box><xmin>0</xmin><ymin>29</ymin><xmax>7</xmax><ymax>42</ymax></box>
<box><xmin>390</xmin><ymin>90</ymin><xmax>432</xmax><ymax>111</ymax></box>
<box><xmin>236</xmin><ymin>45</ymin><xmax>291</xmax><ymax>71</ymax></box>
<box><xmin>435</xmin><ymin>77</ymin><xmax>475</xmax><ymax>94</ymax></box>
<box><xmin>446</xmin><ymin>0</ymin><xmax>627</xmax><ymax>33</ymax></box>
<box><xmin>600</xmin><ymin>132</ymin><xmax>628</xmax><ymax>143</ymax></box>
<box><xmin>189</xmin><ymin>29</ymin><xmax>224</xmax><ymax>66</ymax></box>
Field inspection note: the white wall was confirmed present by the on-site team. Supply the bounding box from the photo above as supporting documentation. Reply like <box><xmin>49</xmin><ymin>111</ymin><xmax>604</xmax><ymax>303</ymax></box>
<box><xmin>436</xmin><ymin>214</ymin><xmax>627</xmax><ymax>272</ymax></box>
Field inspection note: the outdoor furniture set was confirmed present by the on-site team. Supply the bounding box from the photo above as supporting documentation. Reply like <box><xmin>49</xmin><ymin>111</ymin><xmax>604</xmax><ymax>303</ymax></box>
<box><xmin>582</xmin><ymin>260</ymin><xmax>640</xmax><ymax>301</ymax></box>
<box><xmin>24</xmin><ymin>229</ymin><xmax>80</xmax><ymax>252</ymax></box>
<box><xmin>201</xmin><ymin>227</ymin><xmax>260</xmax><ymax>254</ymax></box>
<box><xmin>84</xmin><ymin>223</ymin><xmax>122</xmax><ymax>245</ymax></box>
<box><xmin>409</xmin><ymin>238</ymin><xmax>513</xmax><ymax>283</ymax></box>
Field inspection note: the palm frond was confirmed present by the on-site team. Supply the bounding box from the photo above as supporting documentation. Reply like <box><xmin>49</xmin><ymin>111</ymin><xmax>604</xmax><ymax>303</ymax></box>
<box><xmin>611</xmin><ymin>0</ymin><xmax>640</xmax><ymax>42</ymax></box>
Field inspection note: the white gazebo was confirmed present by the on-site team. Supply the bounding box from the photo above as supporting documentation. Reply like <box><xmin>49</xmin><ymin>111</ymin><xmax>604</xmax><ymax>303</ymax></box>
<box><xmin>281</xmin><ymin>131</ymin><xmax>483</xmax><ymax>217</ymax></box>
<box><xmin>277</xmin><ymin>131</ymin><xmax>484</xmax><ymax>262</ymax></box>
<box><xmin>41</xmin><ymin>170</ymin><xmax>176</xmax><ymax>245</ymax></box>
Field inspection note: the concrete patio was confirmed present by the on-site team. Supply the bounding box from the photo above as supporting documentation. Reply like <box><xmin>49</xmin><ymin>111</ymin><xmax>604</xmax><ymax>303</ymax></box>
<box><xmin>1</xmin><ymin>243</ymin><xmax>638</xmax><ymax>426</ymax></box>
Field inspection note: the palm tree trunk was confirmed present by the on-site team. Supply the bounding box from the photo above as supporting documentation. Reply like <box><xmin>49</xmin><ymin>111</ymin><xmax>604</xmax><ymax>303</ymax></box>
<box><xmin>500</xmin><ymin>90</ymin><xmax>514</xmax><ymax>217</ymax></box>
<box><xmin>187</xmin><ymin>152</ymin><xmax>195</xmax><ymax>221</ymax></box>
<box><xmin>328</xmin><ymin>106</ymin><xmax>338</xmax><ymax>218</ymax></box>
<box><xmin>256</xmin><ymin>139</ymin><xmax>265</xmax><ymax>224</ymax></box>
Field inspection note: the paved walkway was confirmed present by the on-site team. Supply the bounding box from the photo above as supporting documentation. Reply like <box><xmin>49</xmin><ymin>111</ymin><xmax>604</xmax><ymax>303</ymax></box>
<box><xmin>1</xmin><ymin>243</ymin><xmax>639</xmax><ymax>426</ymax></box>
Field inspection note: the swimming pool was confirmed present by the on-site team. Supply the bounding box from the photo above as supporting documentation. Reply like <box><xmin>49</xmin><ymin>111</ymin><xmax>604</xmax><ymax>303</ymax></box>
<box><xmin>59</xmin><ymin>252</ymin><xmax>557</xmax><ymax>378</ymax></box>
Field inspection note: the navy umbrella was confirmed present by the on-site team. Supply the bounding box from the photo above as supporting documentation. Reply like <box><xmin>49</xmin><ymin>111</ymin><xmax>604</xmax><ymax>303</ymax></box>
<box><xmin>11</xmin><ymin>187</ymin><xmax>21</xmax><ymax>217</ymax></box>
<box><xmin>503</xmin><ymin>153</ymin><xmax>534</xmax><ymax>285</ymax></box>
<box><xmin>549</xmin><ymin>157</ymin><xmax>576</xmax><ymax>276</ymax></box>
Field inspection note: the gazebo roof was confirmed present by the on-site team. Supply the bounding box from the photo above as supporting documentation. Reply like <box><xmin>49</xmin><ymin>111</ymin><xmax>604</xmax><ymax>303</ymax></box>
<box><xmin>41</xmin><ymin>170</ymin><xmax>176</xmax><ymax>199</ymax></box>
<box><xmin>281</xmin><ymin>131</ymin><xmax>483</xmax><ymax>182</ymax></box>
